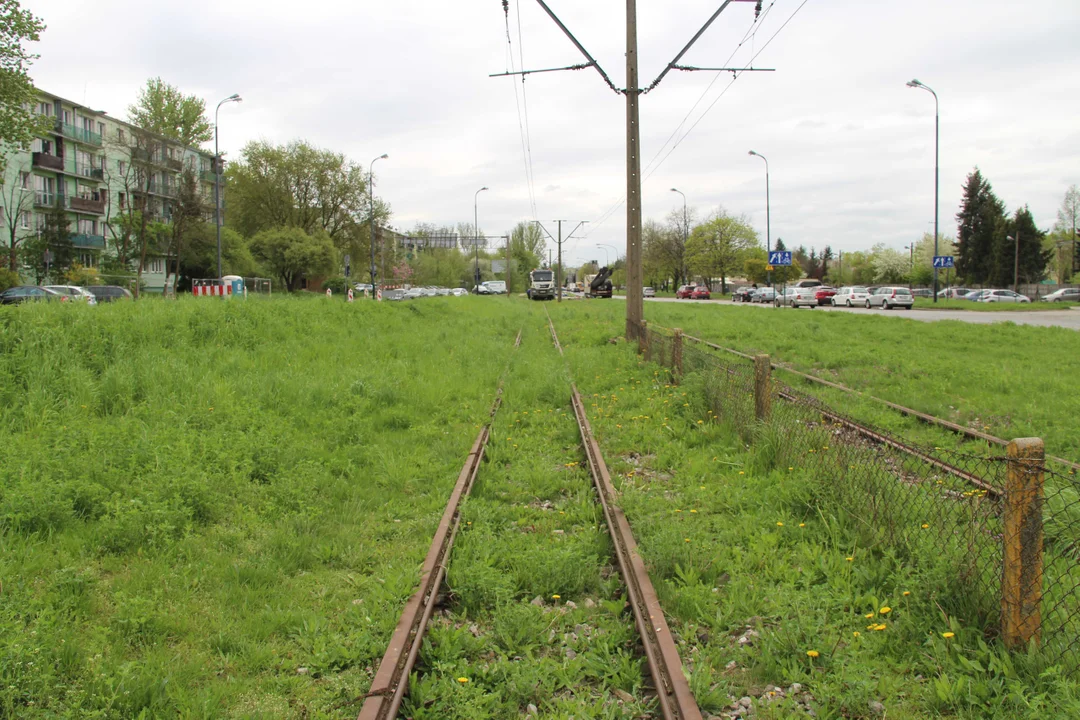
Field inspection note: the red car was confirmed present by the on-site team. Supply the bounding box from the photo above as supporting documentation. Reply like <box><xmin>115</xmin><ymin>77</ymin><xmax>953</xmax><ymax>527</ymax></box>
<box><xmin>676</xmin><ymin>284</ymin><xmax>696</xmax><ymax>299</ymax></box>
<box><xmin>814</xmin><ymin>287</ymin><xmax>837</xmax><ymax>306</ymax></box>
<box><xmin>690</xmin><ymin>286</ymin><xmax>711</xmax><ymax>300</ymax></box>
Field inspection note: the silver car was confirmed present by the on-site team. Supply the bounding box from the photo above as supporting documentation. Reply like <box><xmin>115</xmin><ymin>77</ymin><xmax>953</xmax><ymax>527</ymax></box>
<box><xmin>978</xmin><ymin>289</ymin><xmax>1030</xmax><ymax>303</ymax></box>
<box><xmin>45</xmin><ymin>285</ymin><xmax>97</xmax><ymax>305</ymax></box>
<box><xmin>1041</xmin><ymin>288</ymin><xmax>1080</xmax><ymax>302</ymax></box>
<box><xmin>774</xmin><ymin>287</ymin><xmax>817</xmax><ymax>308</ymax></box>
<box><xmin>866</xmin><ymin>286</ymin><xmax>914</xmax><ymax>309</ymax></box>
<box><xmin>831</xmin><ymin>286</ymin><xmax>870</xmax><ymax>307</ymax></box>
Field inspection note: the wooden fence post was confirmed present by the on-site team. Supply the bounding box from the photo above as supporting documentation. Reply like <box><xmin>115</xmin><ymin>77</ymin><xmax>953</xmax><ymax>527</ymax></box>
<box><xmin>754</xmin><ymin>355</ymin><xmax>771</xmax><ymax>422</ymax></box>
<box><xmin>639</xmin><ymin>320</ymin><xmax>648</xmax><ymax>356</ymax></box>
<box><xmin>1002</xmin><ymin>437</ymin><xmax>1045</xmax><ymax>649</ymax></box>
<box><xmin>672</xmin><ymin>329</ymin><xmax>683</xmax><ymax>382</ymax></box>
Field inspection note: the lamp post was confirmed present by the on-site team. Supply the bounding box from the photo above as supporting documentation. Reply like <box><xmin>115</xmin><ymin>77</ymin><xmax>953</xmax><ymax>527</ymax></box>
<box><xmin>670</xmin><ymin>188</ymin><xmax>688</xmax><ymax>287</ymax></box>
<box><xmin>906</xmin><ymin>79</ymin><xmax>939</xmax><ymax>303</ymax></box>
<box><xmin>214</xmin><ymin>93</ymin><xmax>242</xmax><ymax>279</ymax></box>
<box><xmin>1008</xmin><ymin>233</ymin><xmax>1020</xmax><ymax>292</ymax></box>
<box><xmin>594</xmin><ymin>245</ymin><xmax>611</xmax><ymax>266</ymax></box>
<box><xmin>904</xmin><ymin>244</ymin><xmax>914</xmax><ymax>289</ymax></box>
<box><xmin>748</xmin><ymin>151</ymin><xmax>771</xmax><ymax>287</ymax></box>
<box><xmin>474</xmin><ymin>187</ymin><xmax>488</xmax><ymax>291</ymax></box>
<box><xmin>369</xmin><ymin>154</ymin><xmax>388</xmax><ymax>297</ymax></box>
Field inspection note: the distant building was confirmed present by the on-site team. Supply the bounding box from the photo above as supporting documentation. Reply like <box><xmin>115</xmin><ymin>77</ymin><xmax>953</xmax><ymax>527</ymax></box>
<box><xmin>3</xmin><ymin>87</ymin><xmax>218</xmax><ymax>292</ymax></box>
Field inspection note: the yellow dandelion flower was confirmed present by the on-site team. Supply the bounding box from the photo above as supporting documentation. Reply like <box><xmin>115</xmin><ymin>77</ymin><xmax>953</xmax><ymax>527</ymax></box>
<box><xmin>921</xmin><ymin>524</ymin><xmax>929</xmax><ymax>529</ymax></box>
<box><xmin>799</xmin><ymin>523</ymin><xmax>806</xmax><ymax>528</ymax></box>
<box><xmin>739</xmin><ymin>471</ymin><xmax>745</xmax><ymax>475</ymax></box>
<box><xmin>776</xmin><ymin>522</ymin><xmax>784</xmax><ymax>527</ymax></box>
<box><xmin>903</xmin><ymin>591</ymin><xmax>911</xmax><ymax>596</ymax></box>
<box><xmin>874</xmin><ymin>624</ymin><xmax>887</xmax><ymax>631</ymax></box>
<box><xmin>675</xmin><ymin>509</ymin><xmax>683</xmax><ymax>513</ymax></box>
<box><xmin>684</xmin><ymin>538</ymin><xmax>691</xmax><ymax>543</ymax></box>
<box><xmin>865</xmin><ymin>613</ymin><xmax>875</xmax><ymax>619</ymax></box>
<box><xmin>697</xmin><ymin>420</ymin><xmax>704</xmax><ymax>424</ymax></box>
<box><xmin>853</xmin><ymin>631</ymin><xmax>860</xmax><ymax>637</ymax></box>
<box><xmin>690</xmin><ymin>509</ymin><xmax>697</xmax><ymax>513</ymax></box>
<box><xmin>788</xmin><ymin>467</ymin><xmax>794</xmax><ymax>471</ymax></box>
<box><xmin>879</xmin><ymin>607</ymin><xmax>892</xmax><ymax>615</ymax></box>
<box><xmin>846</xmin><ymin>557</ymin><xmax>854</xmax><ymax>562</ymax></box>
<box><xmin>457</xmin><ymin>677</ymin><xmax>470</xmax><ymax>683</ymax></box>
<box><xmin>551</xmin><ymin>594</ymin><xmax>560</xmax><ymax>599</ymax></box>
<box><xmin>806</xmin><ymin>650</ymin><xmax>819</xmax><ymax>658</ymax></box>
<box><xmin>942</xmin><ymin>632</ymin><xmax>955</xmax><ymax>639</ymax></box>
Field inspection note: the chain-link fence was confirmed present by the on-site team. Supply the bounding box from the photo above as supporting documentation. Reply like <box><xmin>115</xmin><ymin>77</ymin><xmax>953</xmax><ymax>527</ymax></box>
<box><xmin>633</xmin><ymin>320</ymin><xmax>1080</xmax><ymax>675</ymax></box>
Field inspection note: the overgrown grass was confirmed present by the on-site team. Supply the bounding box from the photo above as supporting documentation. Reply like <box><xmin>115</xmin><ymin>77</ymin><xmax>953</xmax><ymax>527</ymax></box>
<box><xmin>0</xmin><ymin>295</ymin><xmax>530</xmax><ymax>718</ymax></box>
<box><xmin>548</xmin><ymin>301</ymin><xmax>1080</xmax><ymax>718</ymax></box>
<box><xmin>601</xmin><ymin>300</ymin><xmax>1080</xmax><ymax>460</ymax></box>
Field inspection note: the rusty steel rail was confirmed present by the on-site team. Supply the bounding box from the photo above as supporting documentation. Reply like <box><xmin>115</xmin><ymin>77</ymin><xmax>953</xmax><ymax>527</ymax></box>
<box><xmin>547</xmin><ymin>308</ymin><xmax>702</xmax><ymax>719</ymax></box>
<box><xmin>570</xmin><ymin>386</ymin><xmax>703</xmax><ymax>720</ymax></box>
<box><xmin>357</xmin><ymin>333</ymin><xmax>517</xmax><ymax>720</ymax></box>
<box><xmin>680</xmin><ymin>331</ymin><xmax>1080</xmax><ymax>473</ymax></box>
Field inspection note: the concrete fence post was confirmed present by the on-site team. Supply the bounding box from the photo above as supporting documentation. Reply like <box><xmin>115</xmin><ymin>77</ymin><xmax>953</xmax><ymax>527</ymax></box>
<box><xmin>754</xmin><ymin>355</ymin><xmax>772</xmax><ymax>422</ymax></box>
<box><xmin>1003</xmin><ymin>437</ymin><xmax>1045</xmax><ymax>650</ymax></box>
<box><xmin>672</xmin><ymin>329</ymin><xmax>683</xmax><ymax>382</ymax></box>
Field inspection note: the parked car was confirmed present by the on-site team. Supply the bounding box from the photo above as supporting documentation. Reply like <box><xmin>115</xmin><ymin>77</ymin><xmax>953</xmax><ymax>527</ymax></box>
<box><xmin>978</xmin><ymin>289</ymin><xmax>1030</xmax><ymax>303</ymax></box>
<box><xmin>675</xmin><ymin>284</ymin><xmax>696</xmax><ymax>299</ymax></box>
<box><xmin>690</xmin><ymin>285</ymin><xmax>711</xmax><ymax>300</ymax></box>
<box><xmin>449</xmin><ymin>287</ymin><xmax>468</xmax><ymax>296</ymax></box>
<box><xmin>383</xmin><ymin>289</ymin><xmax>407</xmax><ymax>301</ymax></box>
<box><xmin>774</xmin><ymin>287</ymin><xmax>817</xmax><ymax>308</ymax></box>
<box><xmin>353</xmin><ymin>283</ymin><xmax>374</xmax><ymax>293</ymax></box>
<box><xmin>961</xmin><ymin>290</ymin><xmax>991</xmax><ymax>301</ymax></box>
<box><xmin>45</xmin><ymin>285</ymin><xmax>97</xmax><ymax>305</ymax></box>
<box><xmin>752</xmin><ymin>287</ymin><xmax>776</xmax><ymax>303</ymax></box>
<box><xmin>866</xmin><ymin>286</ymin><xmax>914</xmax><ymax>309</ymax></box>
<box><xmin>831</xmin><ymin>286</ymin><xmax>870</xmax><ymax>307</ymax></box>
<box><xmin>937</xmin><ymin>287</ymin><xmax>971</xmax><ymax>299</ymax></box>
<box><xmin>643</xmin><ymin>286</ymin><xmax>656</xmax><ymax>298</ymax></box>
<box><xmin>85</xmin><ymin>285</ymin><xmax>134</xmax><ymax>303</ymax></box>
<box><xmin>731</xmin><ymin>286</ymin><xmax>754</xmax><ymax>302</ymax></box>
<box><xmin>793</xmin><ymin>279</ymin><xmax>823</xmax><ymax>289</ymax></box>
<box><xmin>0</xmin><ymin>285</ymin><xmax>65</xmax><ymax>305</ymax></box>
<box><xmin>403</xmin><ymin>288</ymin><xmax>424</xmax><ymax>299</ymax></box>
<box><xmin>814</xmin><ymin>287</ymin><xmax>837</xmax><ymax>306</ymax></box>
<box><xmin>911</xmin><ymin>288</ymin><xmax>933</xmax><ymax>298</ymax></box>
<box><xmin>1041</xmin><ymin>287</ymin><xmax>1080</xmax><ymax>303</ymax></box>
<box><xmin>485</xmin><ymin>280</ymin><xmax>507</xmax><ymax>295</ymax></box>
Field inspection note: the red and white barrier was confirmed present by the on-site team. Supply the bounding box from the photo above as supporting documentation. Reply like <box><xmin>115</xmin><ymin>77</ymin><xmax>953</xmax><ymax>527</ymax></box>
<box><xmin>347</xmin><ymin>288</ymin><xmax>354</xmax><ymax>303</ymax></box>
<box><xmin>376</xmin><ymin>288</ymin><xmax>383</xmax><ymax>302</ymax></box>
<box><xmin>193</xmin><ymin>284</ymin><xmax>233</xmax><ymax>297</ymax></box>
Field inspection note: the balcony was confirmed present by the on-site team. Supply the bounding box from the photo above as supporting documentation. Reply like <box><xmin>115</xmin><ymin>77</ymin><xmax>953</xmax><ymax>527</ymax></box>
<box><xmin>71</xmin><ymin>234</ymin><xmax>106</xmax><ymax>249</ymax></box>
<box><xmin>70</xmin><ymin>196</ymin><xmax>106</xmax><ymax>214</ymax></box>
<box><xmin>56</xmin><ymin>120</ymin><xmax>102</xmax><ymax>147</ymax></box>
<box><xmin>164</xmin><ymin>156</ymin><xmax>183</xmax><ymax>172</ymax></box>
<box><xmin>32</xmin><ymin>152</ymin><xmax>64</xmax><ymax>172</ymax></box>
<box><xmin>33</xmin><ymin>192</ymin><xmax>66</xmax><ymax>208</ymax></box>
<box><xmin>201</xmin><ymin>170</ymin><xmax>219</xmax><ymax>184</ymax></box>
<box><xmin>75</xmin><ymin>164</ymin><xmax>105</xmax><ymax>181</ymax></box>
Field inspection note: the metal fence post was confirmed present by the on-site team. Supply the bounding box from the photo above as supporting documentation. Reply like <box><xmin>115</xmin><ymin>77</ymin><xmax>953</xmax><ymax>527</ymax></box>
<box><xmin>639</xmin><ymin>320</ymin><xmax>648</xmax><ymax>356</ymax></box>
<box><xmin>1003</xmin><ymin>437</ymin><xmax>1045</xmax><ymax>650</ymax></box>
<box><xmin>672</xmin><ymin>329</ymin><xmax>683</xmax><ymax>382</ymax></box>
<box><xmin>754</xmin><ymin>355</ymin><xmax>772</xmax><ymax>422</ymax></box>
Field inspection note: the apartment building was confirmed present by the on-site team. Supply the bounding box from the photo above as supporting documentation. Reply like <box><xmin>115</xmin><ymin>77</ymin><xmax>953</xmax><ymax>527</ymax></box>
<box><xmin>3</xmin><ymin>87</ymin><xmax>218</xmax><ymax>292</ymax></box>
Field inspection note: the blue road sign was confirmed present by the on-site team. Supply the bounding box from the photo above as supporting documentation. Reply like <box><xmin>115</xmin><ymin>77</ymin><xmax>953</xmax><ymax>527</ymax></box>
<box><xmin>932</xmin><ymin>256</ymin><xmax>955</xmax><ymax>269</ymax></box>
<box><xmin>768</xmin><ymin>251</ymin><xmax>793</xmax><ymax>266</ymax></box>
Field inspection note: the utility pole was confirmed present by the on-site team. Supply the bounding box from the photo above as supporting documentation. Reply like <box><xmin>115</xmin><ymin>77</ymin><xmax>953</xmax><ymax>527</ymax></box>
<box><xmin>556</xmin><ymin>220</ymin><xmax>563</xmax><ymax>302</ymax></box>
<box><xmin>625</xmin><ymin>0</ymin><xmax>643</xmax><ymax>338</ymax></box>
<box><xmin>506</xmin><ymin>234</ymin><xmax>512</xmax><ymax>294</ymax></box>
<box><xmin>535</xmin><ymin>219</ymin><xmax>587</xmax><ymax>303</ymax></box>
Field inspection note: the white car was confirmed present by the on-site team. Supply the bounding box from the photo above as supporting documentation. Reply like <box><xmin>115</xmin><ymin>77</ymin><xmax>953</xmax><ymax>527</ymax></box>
<box><xmin>831</xmin><ymin>286</ymin><xmax>870</xmax><ymax>307</ymax></box>
<box><xmin>45</xmin><ymin>285</ymin><xmax>97</xmax><ymax>305</ymax></box>
<box><xmin>774</xmin><ymin>287</ymin><xmax>817</xmax><ymax>308</ymax></box>
<box><xmin>866</xmin><ymin>286</ymin><xmax>914</xmax><ymax>309</ymax></box>
<box><xmin>449</xmin><ymin>288</ymin><xmax>468</xmax><ymax>296</ymax></box>
<box><xmin>643</xmin><ymin>286</ymin><xmax>656</xmax><ymax>298</ymax></box>
<box><xmin>978</xmin><ymin>289</ymin><xmax>1030</xmax><ymax>303</ymax></box>
<box><xmin>403</xmin><ymin>288</ymin><xmax>424</xmax><ymax>299</ymax></box>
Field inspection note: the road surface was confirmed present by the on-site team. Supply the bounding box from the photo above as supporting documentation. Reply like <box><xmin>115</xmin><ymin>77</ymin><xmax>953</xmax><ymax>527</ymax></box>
<box><xmin>613</xmin><ymin>296</ymin><xmax>1080</xmax><ymax>330</ymax></box>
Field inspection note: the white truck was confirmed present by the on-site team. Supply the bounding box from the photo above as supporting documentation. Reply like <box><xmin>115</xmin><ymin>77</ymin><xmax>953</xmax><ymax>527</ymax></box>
<box><xmin>527</xmin><ymin>269</ymin><xmax>556</xmax><ymax>300</ymax></box>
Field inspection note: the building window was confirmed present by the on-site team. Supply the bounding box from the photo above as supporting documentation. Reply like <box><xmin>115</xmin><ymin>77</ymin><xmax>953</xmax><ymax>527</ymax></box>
<box><xmin>97</xmin><ymin>122</ymin><xmax>105</xmax><ymax>136</ymax></box>
<box><xmin>36</xmin><ymin>102</ymin><xmax>53</xmax><ymax>116</ymax></box>
<box><xmin>63</xmin><ymin>110</ymin><xmax>71</xmax><ymax>125</ymax></box>
<box><xmin>117</xmin><ymin>128</ymin><xmax>125</xmax><ymax>143</ymax></box>
<box><xmin>118</xmin><ymin>160</ymin><xmax>126</xmax><ymax>175</ymax></box>
<box><xmin>118</xmin><ymin>193</ymin><xmax>125</xmax><ymax>209</ymax></box>
<box><xmin>19</xmin><ymin>211</ymin><xmax>32</xmax><ymax>229</ymax></box>
<box><xmin>78</xmin><ymin>218</ymin><xmax>95</xmax><ymax>235</ymax></box>
<box><xmin>148</xmin><ymin>258</ymin><xmax>163</xmax><ymax>274</ymax></box>
<box><xmin>19</xmin><ymin>172</ymin><xmax>29</xmax><ymax>189</ymax></box>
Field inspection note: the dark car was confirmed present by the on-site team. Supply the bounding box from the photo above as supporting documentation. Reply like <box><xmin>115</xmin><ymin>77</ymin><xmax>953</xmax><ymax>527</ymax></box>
<box><xmin>690</xmin><ymin>285</ymin><xmax>711</xmax><ymax>300</ymax></box>
<box><xmin>0</xmin><ymin>285</ymin><xmax>65</xmax><ymax>305</ymax></box>
<box><xmin>676</xmin><ymin>284</ymin><xmax>696</xmax><ymax>299</ymax></box>
<box><xmin>85</xmin><ymin>285</ymin><xmax>134</xmax><ymax>303</ymax></box>
<box><xmin>814</xmin><ymin>287</ymin><xmax>837</xmax><ymax>306</ymax></box>
<box><xmin>731</xmin><ymin>286</ymin><xmax>755</xmax><ymax>302</ymax></box>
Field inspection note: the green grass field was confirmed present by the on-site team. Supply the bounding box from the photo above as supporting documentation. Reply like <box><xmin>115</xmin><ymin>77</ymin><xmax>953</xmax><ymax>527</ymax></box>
<box><xmin>2</xmin><ymin>296</ymin><xmax>1078</xmax><ymax>718</ymax></box>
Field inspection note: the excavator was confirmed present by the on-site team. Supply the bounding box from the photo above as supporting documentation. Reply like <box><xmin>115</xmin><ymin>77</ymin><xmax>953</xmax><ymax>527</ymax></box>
<box><xmin>584</xmin><ymin>267</ymin><xmax>614</xmax><ymax>299</ymax></box>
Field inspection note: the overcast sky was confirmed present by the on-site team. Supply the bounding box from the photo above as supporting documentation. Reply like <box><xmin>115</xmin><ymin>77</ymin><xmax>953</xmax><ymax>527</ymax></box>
<box><xmin>24</xmin><ymin>0</ymin><xmax>1080</xmax><ymax>267</ymax></box>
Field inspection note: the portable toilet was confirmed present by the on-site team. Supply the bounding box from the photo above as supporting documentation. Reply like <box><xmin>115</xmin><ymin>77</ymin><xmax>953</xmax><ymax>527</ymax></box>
<box><xmin>222</xmin><ymin>275</ymin><xmax>245</xmax><ymax>298</ymax></box>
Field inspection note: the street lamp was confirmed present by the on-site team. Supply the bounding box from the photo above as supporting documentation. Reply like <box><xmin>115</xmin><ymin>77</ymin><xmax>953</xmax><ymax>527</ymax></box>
<box><xmin>594</xmin><ymin>245</ymin><xmax>611</xmax><ymax>266</ymax></box>
<box><xmin>369</xmin><ymin>154</ymin><xmax>388</xmax><ymax>297</ymax></box>
<box><xmin>474</xmin><ymin>187</ymin><xmax>488</xmax><ymax>291</ymax></box>
<box><xmin>669</xmin><ymin>189</ymin><xmax>686</xmax><ymax>289</ymax></box>
<box><xmin>748</xmin><ymin>150</ymin><xmax>771</xmax><ymax>286</ymax></box>
<box><xmin>214</xmin><ymin>93</ymin><xmax>242</xmax><ymax>279</ymax></box>
<box><xmin>906</xmin><ymin>78</ymin><xmax>939</xmax><ymax>303</ymax></box>
<box><xmin>1008</xmin><ymin>234</ymin><xmax>1020</xmax><ymax>292</ymax></box>
<box><xmin>904</xmin><ymin>244</ymin><xmax>914</xmax><ymax>289</ymax></box>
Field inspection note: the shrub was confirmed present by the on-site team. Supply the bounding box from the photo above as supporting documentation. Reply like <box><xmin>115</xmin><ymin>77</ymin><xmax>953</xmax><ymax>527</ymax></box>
<box><xmin>321</xmin><ymin>276</ymin><xmax>350</xmax><ymax>295</ymax></box>
<box><xmin>0</xmin><ymin>267</ymin><xmax>20</xmax><ymax>293</ymax></box>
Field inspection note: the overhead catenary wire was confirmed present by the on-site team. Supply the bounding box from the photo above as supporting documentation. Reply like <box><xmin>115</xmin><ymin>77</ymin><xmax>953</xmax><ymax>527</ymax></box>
<box><xmin>516</xmin><ymin>0</ymin><xmax>539</xmax><ymax>220</ymax></box>
<box><xmin>503</xmin><ymin>0</ymin><xmax>539</xmax><ymax>221</ymax></box>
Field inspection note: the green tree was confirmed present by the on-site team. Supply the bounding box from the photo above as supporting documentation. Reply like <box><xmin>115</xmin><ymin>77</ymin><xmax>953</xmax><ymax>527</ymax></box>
<box><xmin>956</xmin><ymin>168</ymin><xmax>1005</xmax><ymax>284</ymax></box>
<box><xmin>869</xmin><ymin>244</ymin><xmax>909</xmax><ymax>284</ymax></box>
<box><xmin>992</xmin><ymin>206</ymin><xmax>1049</xmax><ymax>287</ymax></box>
<box><xmin>1056</xmin><ymin>185</ymin><xmax>1079</xmax><ymax>279</ymax></box>
<box><xmin>127</xmin><ymin>78</ymin><xmax>212</xmax><ymax>147</ymax></box>
<box><xmin>507</xmin><ymin>221</ymin><xmax>544</xmax><ymax>291</ymax></box>
<box><xmin>249</xmin><ymin>227</ymin><xmax>337</xmax><ymax>292</ymax></box>
<box><xmin>167</xmin><ymin>167</ymin><xmax>209</xmax><ymax>289</ymax></box>
<box><xmin>1</xmin><ymin>157</ymin><xmax>31</xmax><ymax>270</ymax></box>
<box><xmin>684</xmin><ymin>210</ymin><xmax>759</xmax><ymax>294</ymax></box>
<box><xmin>744</xmin><ymin>257</ymin><xmax>768</xmax><ymax>284</ymax></box>
<box><xmin>20</xmin><ymin>200</ymin><xmax>73</xmax><ymax>283</ymax></box>
<box><xmin>0</xmin><ymin>1</ymin><xmax>50</xmax><ymax>151</ymax></box>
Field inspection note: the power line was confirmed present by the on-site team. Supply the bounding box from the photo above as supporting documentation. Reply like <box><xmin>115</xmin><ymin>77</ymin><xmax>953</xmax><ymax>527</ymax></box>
<box><xmin>503</xmin><ymin>1</ymin><xmax>539</xmax><ymax>220</ymax></box>
<box><xmin>517</xmin><ymin>0</ymin><xmax>539</xmax><ymax>219</ymax></box>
